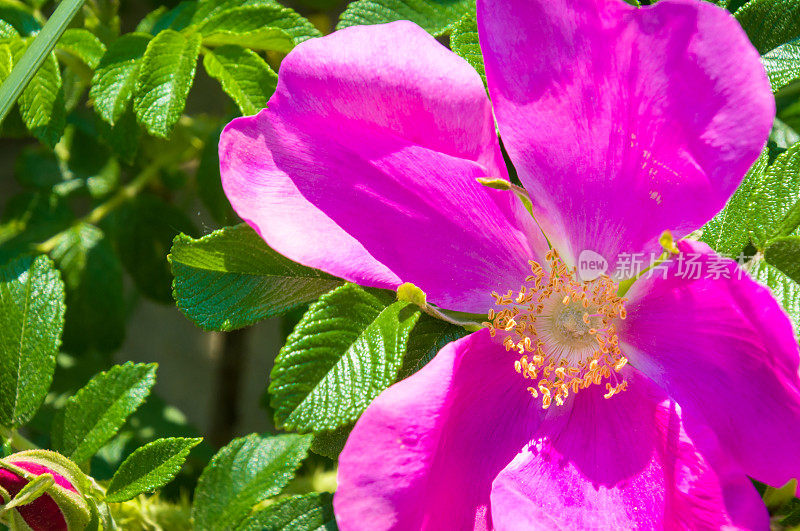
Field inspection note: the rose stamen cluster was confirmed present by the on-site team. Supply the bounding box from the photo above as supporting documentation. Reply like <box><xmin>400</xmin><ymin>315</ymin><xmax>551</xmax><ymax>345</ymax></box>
<box><xmin>485</xmin><ymin>249</ymin><xmax>629</xmax><ymax>408</ymax></box>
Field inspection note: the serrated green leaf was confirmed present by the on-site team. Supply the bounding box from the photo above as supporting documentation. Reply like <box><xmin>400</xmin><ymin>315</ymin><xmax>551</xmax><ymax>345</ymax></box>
<box><xmin>0</xmin><ymin>255</ymin><xmax>64</xmax><ymax>428</ymax></box>
<box><xmin>702</xmin><ymin>148</ymin><xmax>769</xmax><ymax>257</ymax></box>
<box><xmin>89</xmin><ymin>33</ymin><xmax>151</xmax><ymax>125</ymax></box>
<box><xmin>110</xmin><ymin>194</ymin><xmax>197</xmax><ymax>303</ymax></box>
<box><xmin>194</xmin><ymin>1</ymin><xmax>321</xmax><ymax>44</ymax></box>
<box><xmin>0</xmin><ymin>192</ymin><xmax>74</xmax><ymax>265</ymax></box>
<box><xmin>735</xmin><ymin>0</ymin><xmax>800</xmax><ymax>54</ymax></box>
<box><xmin>51</xmin><ymin>362</ymin><xmax>157</xmax><ymax>463</ymax></box>
<box><xmin>201</xmin><ymin>27</ymin><xmax>294</xmax><ymax>52</ymax></box>
<box><xmin>193</xmin><ymin>433</ymin><xmax>312</xmax><ymax>530</ymax></box>
<box><xmin>56</xmin><ymin>28</ymin><xmax>105</xmax><ymax>69</ymax></box>
<box><xmin>49</xmin><ymin>223</ymin><xmax>125</xmax><ymax>353</ymax></box>
<box><xmin>105</xmin><ymin>437</ymin><xmax>202</xmax><ymax>502</ymax></box>
<box><xmin>337</xmin><ymin>0</ymin><xmax>472</xmax><ymax>36</ymax></box>
<box><xmin>270</xmin><ymin>284</ymin><xmax>421</xmax><ymax>432</ymax></box>
<box><xmin>764</xmin><ymin>236</ymin><xmax>800</xmax><ymax>283</ymax></box>
<box><xmin>750</xmin><ymin>258</ymin><xmax>800</xmax><ymax>328</ymax></box>
<box><xmin>450</xmin><ymin>9</ymin><xmax>484</xmax><ymax>83</ymax></box>
<box><xmin>9</xmin><ymin>40</ymin><xmax>65</xmax><ymax>147</ymax></box>
<box><xmin>202</xmin><ymin>45</ymin><xmax>276</xmax><ymax>116</ymax></box>
<box><xmin>170</xmin><ymin>224</ymin><xmax>342</xmax><ymax>331</ymax></box>
<box><xmin>236</xmin><ymin>493</ymin><xmax>337</xmax><ymax>531</ymax></box>
<box><xmin>749</xmin><ymin>142</ymin><xmax>800</xmax><ymax>249</ymax></box>
<box><xmin>762</xmin><ymin>37</ymin><xmax>800</xmax><ymax>93</ymax></box>
<box><xmin>133</xmin><ymin>29</ymin><xmax>200</xmax><ymax>138</ymax></box>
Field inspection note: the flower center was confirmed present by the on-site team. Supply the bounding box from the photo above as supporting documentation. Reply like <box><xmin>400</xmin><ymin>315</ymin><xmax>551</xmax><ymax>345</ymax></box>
<box><xmin>484</xmin><ymin>249</ymin><xmax>629</xmax><ymax>409</ymax></box>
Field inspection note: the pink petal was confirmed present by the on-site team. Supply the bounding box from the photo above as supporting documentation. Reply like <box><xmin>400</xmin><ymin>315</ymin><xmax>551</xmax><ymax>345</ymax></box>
<box><xmin>0</xmin><ymin>465</ymin><xmax>68</xmax><ymax>531</ymax></box>
<box><xmin>490</xmin><ymin>369</ymin><xmax>768</xmax><ymax>530</ymax></box>
<box><xmin>220</xmin><ymin>21</ymin><xmax>544</xmax><ymax>313</ymax></box>
<box><xmin>620</xmin><ymin>240</ymin><xmax>800</xmax><ymax>488</ymax></box>
<box><xmin>334</xmin><ymin>329</ymin><xmax>542</xmax><ymax>530</ymax></box>
<box><xmin>477</xmin><ymin>0</ymin><xmax>774</xmax><ymax>268</ymax></box>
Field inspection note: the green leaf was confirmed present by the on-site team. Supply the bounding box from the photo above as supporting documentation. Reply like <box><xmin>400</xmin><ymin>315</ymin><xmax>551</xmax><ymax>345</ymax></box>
<box><xmin>337</xmin><ymin>0</ymin><xmax>472</xmax><ymax>36</ymax></box>
<box><xmin>270</xmin><ymin>284</ymin><xmax>421</xmax><ymax>432</ymax></box>
<box><xmin>399</xmin><ymin>313</ymin><xmax>468</xmax><ymax>379</ymax></box>
<box><xmin>735</xmin><ymin>0</ymin><xmax>800</xmax><ymax>54</ymax></box>
<box><xmin>9</xmin><ymin>40</ymin><xmax>65</xmax><ymax>147</ymax></box>
<box><xmin>764</xmin><ymin>236</ymin><xmax>800</xmax><ymax>283</ymax></box>
<box><xmin>195</xmin><ymin>1</ymin><xmax>321</xmax><ymax>45</ymax></box>
<box><xmin>0</xmin><ymin>0</ymin><xmax>82</xmax><ymax>126</ymax></box>
<box><xmin>450</xmin><ymin>9</ymin><xmax>484</xmax><ymax>83</ymax></box>
<box><xmin>49</xmin><ymin>223</ymin><xmax>125</xmax><ymax>353</ymax></box>
<box><xmin>135</xmin><ymin>6</ymin><xmax>168</xmax><ymax>33</ymax></box>
<box><xmin>56</xmin><ymin>28</ymin><xmax>106</xmax><ymax>69</ymax></box>
<box><xmin>105</xmin><ymin>437</ymin><xmax>202</xmax><ymax>502</ymax></box>
<box><xmin>170</xmin><ymin>224</ymin><xmax>342</xmax><ymax>331</ymax></box>
<box><xmin>149</xmin><ymin>1</ymin><xmax>198</xmax><ymax>33</ymax></box>
<box><xmin>0</xmin><ymin>255</ymin><xmax>64</xmax><ymax>428</ymax></box>
<box><xmin>193</xmin><ymin>433</ymin><xmax>312</xmax><ymax>530</ymax></box>
<box><xmin>110</xmin><ymin>194</ymin><xmax>197</xmax><ymax>304</ymax></box>
<box><xmin>236</xmin><ymin>493</ymin><xmax>336</xmax><ymax>531</ymax></box>
<box><xmin>750</xmin><ymin>258</ymin><xmax>800</xmax><ymax>328</ymax></box>
<box><xmin>702</xmin><ymin>148</ymin><xmax>769</xmax><ymax>257</ymax></box>
<box><xmin>133</xmin><ymin>29</ymin><xmax>201</xmax><ymax>138</ymax></box>
<box><xmin>202</xmin><ymin>45</ymin><xmax>277</xmax><ymax>116</ymax></box>
<box><xmin>762</xmin><ymin>37</ymin><xmax>800</xmax><ymax>93</ymax></box>
<box><xmin>89</xmin><ymin>33</ymin><xmax>151</xmax><ymax>126</ymax></box>
<box><xmin>51</xmin><ymin>362</ymin><xmax>157</xmax><ymax>463</ymax></box>
<box><xmin>749</xmin><ymin>142</ymin><xmax>800</xmax><ymax>249</ymax></box>
<box><xmin>201</xmin><ymin>27</ymin><xmax>294</xmax><ymax>52</ymax></box>
<box><xmin>0</xmin><ymin>20</ymin><xmax>19</xmax><ymax>39</ymax></box>
<box><xmin>0</xmin><ymin>4</ymin><xmax>39</xmax><ymax>36</ymax></box>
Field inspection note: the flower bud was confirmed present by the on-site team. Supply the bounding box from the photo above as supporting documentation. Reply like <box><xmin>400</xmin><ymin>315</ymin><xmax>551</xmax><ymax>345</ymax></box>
<box><xmin>0</xmin><ymin>450</ymin><xmax>92</xmax><ymax>531</ymax></box>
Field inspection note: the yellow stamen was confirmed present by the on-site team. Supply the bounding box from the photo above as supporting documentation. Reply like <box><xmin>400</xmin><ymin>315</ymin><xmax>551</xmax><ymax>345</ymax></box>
<box><xmin>485</xmin><ymin>248</ymin><xmax>629</xmax><ymax>409</ymax></box>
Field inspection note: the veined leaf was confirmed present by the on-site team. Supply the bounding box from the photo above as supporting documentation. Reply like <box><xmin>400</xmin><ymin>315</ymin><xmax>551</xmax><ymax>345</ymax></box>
<box><xmin>236</xmin><ymin>493</ymin><xmax>336</xmax><ymax>531</ymax></box>
<box><xmin>269</xmin><ymin>284</ymin><xmax>421</xmax><ymax>432</ymax></box>
<box><xmin>749</xmin><ymin>142</ymin><xmax>800</xmax><ymax>249</ymax></box>
<box><xmin>90</xmin><ymin>33</ymin><xmax>151</xmax><ymax>126</ymax></box>
<box><xmin>9</xmin><ymin>40</ymin><xmax>65</xmax><ymax>147</ymax></box>
<box><xmin>193</xmin><ymin>433</ymin><xmax>312</xmax><ymax>530</ymax></box>
<box><xmin>337</xmin><ymin>0</ymin><xmax>473</xmax><ymax>36</ymax></box>
<box><xmin>762</xmin><ymin>37</ymin><xmax>800</xmax><ymax>93</ymax></box>
<box><xmin>0</xmin><ymin>255</ymin><xmax>64</xmax><ymax>428</ymax></box>
<box><xmin>702</xmin><ymin>148</ymin><xmax>769</xmax><ymax>258</ymax></box>
<box><xmin>399</xmin><ymin>313</ymin><xmax>468</xmax><ymax>379</ymax></box>
<box><xmin>750</xmin><ymin>258</ymin><xmax>800</xmax><ymax>329</ymax></box>
<box><xmin>194</xmin><ymin>0</ymin><xmax>320</xmax><ymax>44</ymax></box>
<box><xmin>735</xmin><ymin>0</ymin><xmax>800</xmax><ymax>54</ymax></box>
<box><xmin>51</xmin><ymin>362</ymin><xmax>157</xmax><ymax>463</ymax></box>
<box><xmin>56</xmin><ymin>28</ymin><xmax>106</xmax><ymax>69</ymax></box>
<box><xmin>764</xmin><ymin>236</ymin><xmax>800</xmax><ymax>284</ymax></box>
<box><xmin>202</xmin><ymin>45</ymin><xmax>277</xmax><ymax>116</ymax></box>
<box><xmin>450</xmin><ymin>9</ymin><xmax>484</xmax><ymax>83</ymax></box>
<box><xmin>201</xmin><ymin>27</ymin><xmax>294</xmax><ymax>52</ymax></box>
<box><xmin>133</xmin><ymin>29</ymin><xmax>201</xmax><ymax>138</ymax></box>
<box><xmin>169</xmin><ymin>224</ymin><xmax>342</xmax><ymax>331</ymax></box>
<box><xmin>105</xmin><ymin>437</ymin><xmax>202</xmax><ymax>502</ymax></box>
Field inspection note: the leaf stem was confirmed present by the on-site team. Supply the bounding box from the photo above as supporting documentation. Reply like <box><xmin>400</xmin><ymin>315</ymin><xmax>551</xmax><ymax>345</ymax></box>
<box><xmin>36</xmin><ymin>161</ymin><xmax>163</xmax><ymax>254</ymax></box>
<box><xmin>0</xmin><ymin>425</ymin><xmax>38</xmax><ymax>451</ymax></box>
<box><xmin>0</xmin><ymin>0</ymin><xmax>87</xmax><ymax>124</ymax></box>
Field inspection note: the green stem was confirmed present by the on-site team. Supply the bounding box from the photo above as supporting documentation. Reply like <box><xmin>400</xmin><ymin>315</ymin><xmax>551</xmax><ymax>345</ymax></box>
<box><xmin>0</xmin><ymin>426</ymin><xmax>38</xmax><ymax>451</ymax></box>
<box><xmin>36</xmin><ymin>162</ymin><xmax>162</xmax><ymax>253</ymax></box>
<box><xmin>0</xmin><ymin>0</ymin><xmax>87</xmax><ymax>124</ymax></box>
